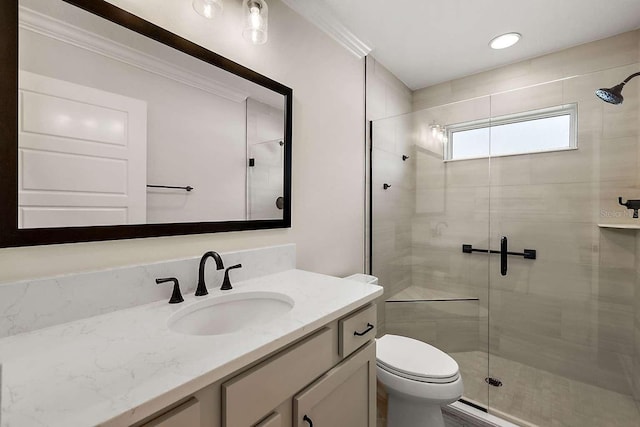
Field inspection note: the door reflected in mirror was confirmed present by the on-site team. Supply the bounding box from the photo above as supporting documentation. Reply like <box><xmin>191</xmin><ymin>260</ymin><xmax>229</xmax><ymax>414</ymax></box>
<box><xmin>17</xmin><ymin>0</ymin><xmax>286</xmax><ymax>229</ymax></box>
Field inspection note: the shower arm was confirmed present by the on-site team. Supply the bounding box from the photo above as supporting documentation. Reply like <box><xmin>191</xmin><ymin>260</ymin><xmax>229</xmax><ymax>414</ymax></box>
<box><xmin>621</xmin><ymin>72</ymin><xmax>640</xmax><ymax>86</ymax></box>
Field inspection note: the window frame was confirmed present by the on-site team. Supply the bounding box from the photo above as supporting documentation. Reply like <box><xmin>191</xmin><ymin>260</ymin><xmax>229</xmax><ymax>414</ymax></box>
<box><xmin>444</xmin><ymin>103</ymin><xmax>578</xmax><ymax>161</ymax></box>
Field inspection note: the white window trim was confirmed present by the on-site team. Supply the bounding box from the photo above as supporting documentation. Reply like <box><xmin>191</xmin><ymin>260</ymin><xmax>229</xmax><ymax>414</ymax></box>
<box><xmin>444</xmin><ymin>103</ymin><xmax>578</xmax><ymax>162</ymax></box>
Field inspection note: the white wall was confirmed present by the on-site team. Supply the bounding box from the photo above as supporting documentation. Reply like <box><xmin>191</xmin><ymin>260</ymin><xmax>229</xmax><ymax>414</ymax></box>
<box><xmin>1</xmin><ymin>0</ymin><xmax>365</xmax><ymax>282</ymax></box>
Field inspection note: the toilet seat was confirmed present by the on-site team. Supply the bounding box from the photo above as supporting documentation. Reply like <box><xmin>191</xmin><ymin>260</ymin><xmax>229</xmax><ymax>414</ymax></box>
<box><xmin>377</xmin><ymin>361</ymin><xmax>459</xmax><ymax>383</ymax></box>
<box><xmin>376</xmin><ymin>335</ymin><xmax>460</xmax><ymax>384</ymax></box>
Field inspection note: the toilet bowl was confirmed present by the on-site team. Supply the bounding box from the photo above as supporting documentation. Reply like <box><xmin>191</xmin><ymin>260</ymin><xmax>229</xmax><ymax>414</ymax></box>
<box><xmin>377</xmin><ymin>334</ymin><xmax>463</xmax><ymax>427</ymax></box>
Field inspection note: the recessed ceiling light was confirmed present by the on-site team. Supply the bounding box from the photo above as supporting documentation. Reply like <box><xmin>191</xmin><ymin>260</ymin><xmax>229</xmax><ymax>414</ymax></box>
<box><xmin>489</xmin><ymin>32</ymin><xmax>521</xmax><ymax>50</ymax></box>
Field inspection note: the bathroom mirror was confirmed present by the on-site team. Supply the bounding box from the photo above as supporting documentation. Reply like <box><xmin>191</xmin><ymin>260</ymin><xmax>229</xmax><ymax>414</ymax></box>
<box><xmin>0</xmin><ymin>0</ymin><xmax>292</xmax><ymax>247</ymax></box>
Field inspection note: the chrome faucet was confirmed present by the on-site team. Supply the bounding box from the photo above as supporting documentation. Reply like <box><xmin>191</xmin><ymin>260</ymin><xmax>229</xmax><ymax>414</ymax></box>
<box><xmin>196</xmin><ymin>251</ymin><xmax>225</xmax><ymax>296</ymax></box>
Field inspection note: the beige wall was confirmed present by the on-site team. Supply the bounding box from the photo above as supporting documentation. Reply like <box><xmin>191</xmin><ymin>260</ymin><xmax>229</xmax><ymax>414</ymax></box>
<box><xmin>1</xmin><ymin>0</ymin><xmax>366</xmax><ymax>282</ymax></box>
<box><xmin>406</xmin><ymin>30</ymin><xmax>640</xmax><ymax>401</ymax></box>
<box><xmin>413</xmin><ymin>30</ymin><xmax>640</xmax><ymax>110</ymax></box>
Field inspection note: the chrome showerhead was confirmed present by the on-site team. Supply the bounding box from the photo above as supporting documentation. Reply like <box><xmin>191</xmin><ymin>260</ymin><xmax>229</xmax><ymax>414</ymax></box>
<box><xmin>595</xmin><ymin>72</ymin><xmax>640</xmax><ymax>105</ymax></box>
<box><xmin>595</xmin><ymin>83</ymin><xmax>625</xmax><ymax>105</ymax></box>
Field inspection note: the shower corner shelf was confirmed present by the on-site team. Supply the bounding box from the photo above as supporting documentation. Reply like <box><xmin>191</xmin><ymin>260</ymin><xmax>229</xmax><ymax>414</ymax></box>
<box><xmin>597</xmin><ymin>223</ymin><xmax>640</xmax><ymax>230</ymax></box>
<box><xmin>386</xmin><ymin>286</ymin><xmax>479</xmax><ymax>303</ymax></box>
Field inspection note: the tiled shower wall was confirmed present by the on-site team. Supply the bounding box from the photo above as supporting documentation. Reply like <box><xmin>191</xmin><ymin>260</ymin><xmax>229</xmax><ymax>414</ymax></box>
<box><xmin>366</xmin><ymin>56</ymin><xmax>414</xmax><ymax>335</ymax></box>
<box><xmin>406</xmin><ymin>30</ymin><xmax>640</xmax><ymax>396</ymax></box>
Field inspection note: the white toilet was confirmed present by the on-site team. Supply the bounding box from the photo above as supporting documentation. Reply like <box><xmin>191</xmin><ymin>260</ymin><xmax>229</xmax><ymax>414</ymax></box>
<box><xmin>343</xmin><ymin>274</ymin><xmax>463</xmax><ymax>426</ymax></box>
<box><xmin>377</xmin><ymin>334</ymin><xmax>463</xmax><ymax>427</ymax></box>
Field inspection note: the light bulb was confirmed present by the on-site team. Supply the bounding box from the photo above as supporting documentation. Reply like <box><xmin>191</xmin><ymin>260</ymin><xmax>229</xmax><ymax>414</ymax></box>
<box><xmin>430</xmin><ymin>123</ymin><xmax>440</xmax><ymax>138</ymax></box>
<box><xmin>249</xmin><ymin>6</ymin><xmax>262</xmax><ymax>28</ymax></box>
<box><xmin>193</xmin><ymin>0</ymin><xmax>223</xmax><ymax>19</ymax></box>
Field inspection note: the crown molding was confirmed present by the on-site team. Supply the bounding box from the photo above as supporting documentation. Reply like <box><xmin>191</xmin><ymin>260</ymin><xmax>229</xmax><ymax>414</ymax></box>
<box><xmin>280</xmin><ymin>0</ymin><xmax>371</xmax><ymax>58</ymax></box>
<box><xmin>18</xmin><ymin>6</ymin><xmax>248</xmax><ymax>103</ymax></box>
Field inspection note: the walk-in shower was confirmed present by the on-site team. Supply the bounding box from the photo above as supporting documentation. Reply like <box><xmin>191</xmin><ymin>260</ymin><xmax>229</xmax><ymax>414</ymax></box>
<box><xmin>370</xmin><ymin>60</ymin><xmax>640</xmax><ymax>426</ymax></box>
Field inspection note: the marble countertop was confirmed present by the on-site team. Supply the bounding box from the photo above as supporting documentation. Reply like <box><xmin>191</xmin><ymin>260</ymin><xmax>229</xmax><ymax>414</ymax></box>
<box><xmin>0</xmin><ymin>269</ymin><xmax>382</xmax><ymax>427</ymax></box>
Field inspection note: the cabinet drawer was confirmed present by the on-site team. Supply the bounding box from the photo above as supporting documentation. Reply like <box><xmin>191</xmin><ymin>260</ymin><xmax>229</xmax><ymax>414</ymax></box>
<box><xmin>339</xmin><ymin>304</ymin><xmax>376</xmax><ymax>357</ymax></box>
<box><xmin>141</xmin><ymin>397</ymin><xmax>200</xmax><ymax>427</ymax></box>
<box><xmin>223</xmin><ymin>328</ymin><xmax>334</xmax><ymax>426</ymax></box>
<box><xmin>255</xmin><ymin>412</ymin><xmax>282</xmax><ymax>427</ymax></box>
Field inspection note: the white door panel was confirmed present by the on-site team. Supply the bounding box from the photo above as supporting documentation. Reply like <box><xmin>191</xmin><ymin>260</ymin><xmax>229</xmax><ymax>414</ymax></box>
<box><xmin>18</xmin><ymin>71</ymin><xmax>147</xmax><ymax>228</ymax></box>
<box><xmin>19</xmin><ymin>131</ymin><xmax>131</xmax><ymax>159</ymax></box>
<box><xmin>20</xmin><ymin>208</ymin><xmax>128</xmax><ymax>228</ymax></box>
<box><xmin>19</xmin><ymin>192</ymin><xmax>129</xmax><ymax>208</ymax></box>
<box><xmin>21</xmin><ymin>150</ymin><xmax>128</xmax><ymax>194</ymax></box>
<box><xmin>22</xmin><ymin>91</ymin><xmax>128</xmax><ymax>145</ymax></box>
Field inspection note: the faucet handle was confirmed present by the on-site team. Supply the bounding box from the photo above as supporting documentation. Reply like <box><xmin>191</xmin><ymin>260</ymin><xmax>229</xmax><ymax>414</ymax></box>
<box><xmin>156</xmin><ymin>277</ymin><xmax>184</xmax><ymax>304</ymax></box>
<box><xmin>221</xmin><ymin>264</ymin><xmax>242</xmax><ymax>291</ymax></box>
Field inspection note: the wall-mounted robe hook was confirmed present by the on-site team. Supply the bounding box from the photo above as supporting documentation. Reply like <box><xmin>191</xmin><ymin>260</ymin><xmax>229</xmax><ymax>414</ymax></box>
<box><xmin>619</xmin><ymin>196</ymin><xmax>640</xmax><ymax>218</ymax></box>
<box><xmin>402</xmin><ymin>155</ymin><xmax>409</xmax><ymax>161</ymax></box>
<box><xmin>383</xmin><ymin>183</ymin><xmax>391</xmax><ymax>190</ymax></box>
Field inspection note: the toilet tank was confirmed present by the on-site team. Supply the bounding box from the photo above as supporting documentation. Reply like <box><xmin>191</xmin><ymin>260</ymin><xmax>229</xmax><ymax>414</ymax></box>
<box><xmin>344</xmin><ymin>273</ymin><xmax>378</xmax><ymax>285</ymax></box>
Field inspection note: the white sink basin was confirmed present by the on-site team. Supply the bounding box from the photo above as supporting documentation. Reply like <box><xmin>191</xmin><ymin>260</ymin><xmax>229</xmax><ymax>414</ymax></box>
<box><xmin>168</xmin><ymin>291</ymin><xmax>295</xmax><ymax>336</ymax></box>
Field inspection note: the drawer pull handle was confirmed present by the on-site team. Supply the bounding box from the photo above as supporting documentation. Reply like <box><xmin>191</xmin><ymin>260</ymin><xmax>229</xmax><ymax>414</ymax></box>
<box><xmin>303</xmin><ymin>415</ymin><xmax>313</xmax><ymax>426</ymax></box>
<box><xmin>354</xmin><ymin>323</ymin><xmax>374</xmax><ymax>336</ymax></box>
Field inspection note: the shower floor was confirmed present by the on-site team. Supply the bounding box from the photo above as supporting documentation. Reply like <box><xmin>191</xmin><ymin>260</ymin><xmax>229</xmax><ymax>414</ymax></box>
<box><xmin>450</xmin><ymin>351</ymin><xmax>640</xmax><ymax>427</ymax></box>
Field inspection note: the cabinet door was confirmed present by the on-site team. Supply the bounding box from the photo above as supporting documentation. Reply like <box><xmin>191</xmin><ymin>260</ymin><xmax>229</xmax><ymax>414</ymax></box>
<box><xmin>293</xmin><ymin>342</ymin><xmax>376</xmax><ymax>427</ymax></box>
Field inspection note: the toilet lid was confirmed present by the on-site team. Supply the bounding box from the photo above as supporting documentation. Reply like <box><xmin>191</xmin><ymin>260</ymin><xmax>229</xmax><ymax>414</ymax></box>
<box><xmin>376</xmin><ymin>335</ymin><xmax>459</xmax><ymax>382</ymax></box>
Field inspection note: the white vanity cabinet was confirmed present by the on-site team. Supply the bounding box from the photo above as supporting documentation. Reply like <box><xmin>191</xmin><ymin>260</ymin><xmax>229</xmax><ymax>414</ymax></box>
<box><xmin>133</xmin><ymin>303</ymin><xmax>377</xmax><ymax>427</ymax></box>
<box><xmin>223</xmin><ymin>303</ymin><xmax>377</xmax><ymax>427</ymax></box>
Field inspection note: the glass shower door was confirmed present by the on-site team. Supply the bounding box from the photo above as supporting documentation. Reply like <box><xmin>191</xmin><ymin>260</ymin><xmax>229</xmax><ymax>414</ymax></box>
<box><xmin>371</xmin><ymin>96</ymin><xmax>493</xmax><ymax>412</ymax></box>
<box><xmin>247</xmin><ymin>138</ymin><xmax>284</xmax><ymax>220</ymax></box>
<box><xmin>486</xmin><ymin>65</ymin><xmax>640</xmax><ymax>426</ymax></box>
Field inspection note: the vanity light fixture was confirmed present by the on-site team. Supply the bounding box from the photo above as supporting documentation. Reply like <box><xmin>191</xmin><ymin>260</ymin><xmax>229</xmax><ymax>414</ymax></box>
<box><xmin>430</xmin><ymin>122</ymin><xmax>441</xmax><ymax>138</ymax></box>
<box><xmin>243</xmin><ymin>0</ymin><xmax>268</xmax><ymax>45</ymax></box>
<box><xmin>489</xmin><ymin>32</ymin><xmax>521</xmax><ymax>50</ymax></box>
<box><xmin>193</xmin><ymin>0</ymin><xmax>223</xmax><ymax>19</ymax></box>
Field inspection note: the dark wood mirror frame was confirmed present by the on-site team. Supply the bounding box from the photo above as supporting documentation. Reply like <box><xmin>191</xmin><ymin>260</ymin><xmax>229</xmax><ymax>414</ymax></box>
<box><xmin>0</xmin><ymin>0</ymin><xmax>292</xmax><ymax>248</ymax></box>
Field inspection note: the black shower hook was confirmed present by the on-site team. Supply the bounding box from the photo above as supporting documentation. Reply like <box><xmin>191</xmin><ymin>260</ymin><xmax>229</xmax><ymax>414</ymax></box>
<box><xmin>619</xmin><ymin>197</ymin><xmax>640</xmax><ymax>218</ymax></box>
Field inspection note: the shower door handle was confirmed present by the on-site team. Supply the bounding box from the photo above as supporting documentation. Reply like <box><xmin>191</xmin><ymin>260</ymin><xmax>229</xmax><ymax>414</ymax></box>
<box><xmin>500</xmin><ymin>236</ymin><xmax>508</xmax><ymax>276</ymax></box>
<box><xmin>462</xmin><ymin>239</ymin><xmax>535</xmax><ymax>276</ymax></box>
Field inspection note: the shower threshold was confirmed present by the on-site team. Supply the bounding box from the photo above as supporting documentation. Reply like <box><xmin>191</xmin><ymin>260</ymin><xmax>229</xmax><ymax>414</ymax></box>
<box><xmin>445</xmin><ymin>401</ymin><xmax>522</xmax><ymax>427</ymax></box>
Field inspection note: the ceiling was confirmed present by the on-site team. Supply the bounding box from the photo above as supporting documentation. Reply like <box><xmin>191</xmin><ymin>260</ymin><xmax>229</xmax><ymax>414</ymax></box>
<box><xmin>301</xmin><ymin>0</ymin><xmax>640</xmax><ymax>90</ymax></box>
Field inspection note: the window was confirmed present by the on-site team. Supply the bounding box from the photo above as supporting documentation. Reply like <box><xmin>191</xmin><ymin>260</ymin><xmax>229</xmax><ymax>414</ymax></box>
<box><xmin>445</xmin><ymin>104</ymin><xmax>577</xmax><ymax>161</ymax></box>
